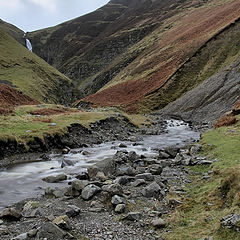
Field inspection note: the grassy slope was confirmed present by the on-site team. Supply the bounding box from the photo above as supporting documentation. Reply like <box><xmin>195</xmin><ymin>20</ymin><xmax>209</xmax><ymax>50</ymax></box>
<box><xmin>163</xmin><ymin>118</ymin><xmax>240</xmax><ymax>239</ymax></box>
<box><xmin>0</xmin><ymin>104</ymin><xmax>148</xmax><ymax>146</ymax></box>
<box><xmin>81</xmin><ymin>0</ymin><xmax>240</xmax><ymax>112</ymax></box>
<box><xmin>0</xmin><ymin>29</ymin><xmax>72</xmax><ymax>104</ymax></box>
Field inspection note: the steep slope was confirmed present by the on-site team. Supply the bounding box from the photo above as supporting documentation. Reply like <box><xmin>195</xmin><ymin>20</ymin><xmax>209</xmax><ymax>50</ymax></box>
<box><xmin>0</xmin><ymin>28</ymin><xmax>74</xmax><ymax>104</ymax></box>
<box><xmin>0</xmin><ymin>19</ymin><xmax>25</xmax><ymax>45</ymax></box>
<box><xmin>28</xmin><ymin>0</ymin><xmax>240</xmax><ymax>113</ymax></box>
<box><xmin>157</xmin><ymin>58</ymin><xmax>240</xmax><ymax>124</ymax></box>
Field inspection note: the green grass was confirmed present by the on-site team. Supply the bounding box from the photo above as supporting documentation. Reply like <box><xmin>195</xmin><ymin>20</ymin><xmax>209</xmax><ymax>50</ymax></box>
<box><xmin>0</xmin><ymin>105</ymin><xmax>110</xmax><ymax>144</ymax></box>
<box><xmin>0</xmin><ymin>28</ymin><xmax>72</xmax><ymax>103</ymax></box>
<box><xmin>163</xmin><ymin>118</ymin><xmax>240</xmax><ymax>240</ymax></box>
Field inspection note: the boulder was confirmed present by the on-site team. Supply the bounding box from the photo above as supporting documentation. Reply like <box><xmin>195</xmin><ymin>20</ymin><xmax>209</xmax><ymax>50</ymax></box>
<box><xmin>131</xmin><ymin>179</ymin><xmax>146</xmax><ymax>187</ymax></box>
<box><xmin>149</xmin><ymin>165</ymin><xmax>163</xmax><ymax>175</ymax></box>
<box><xmin>71</xmin><ymin>180</ymin><xmax>89</xmax><ymax>191</ymax></box>
<box><xmin>158</xmin><ymin>151</ymin><xmax>170</xmax><ymax>159</ymax></box>
<box><xmin>116</xmin><ymin>166</ymin><xmax>135</xmax><ymax>176</ymax></box>
<box><xmin>53</xmin><ymin>215</ymin><xmax>71</xmax><ymax>230</ymax></box>
<box><xmin>61</xmin><ymin>159</ymin><xmax>74</xmax><ymax>168</ymax></box>
<box><xmin>102</xmin><ymin>183</ymin><xmax>123</xmax><ymax>196</ymax></box>
<box><xmin>66</xmin><ymin>205</ymin><xmax>81</xmax><ymax>217</ymax></box>
<box><xmin>88</xmin><ymin>158</ymin><xmax>116</xmax><ymax>180</ymax></box>
<box><xmin>142</xmin><ymin>182</ymin><xmax>161</xmax><ymax>198</ymax></box>
<box><xmin>76</xmin><ymin>172</ymin><xmax>89</xmax><ymax>180</ymax></box>
<box><xmin>0</xmin><ymin>208</ymin><xmax>22</xmax><ymax>220</ymax></box>
<box><xmin>123</xmin><ymin>212</ymin><xmax>142</xmax><ymax>221</ymax></box>
<box><xmin>81</xmin><ymin>184</ymin><xmax>101</xmax><ymax>200</ymax></box>
<box><xmin>151</xmin><ymin>218</ymin><xmax>167</xmax><ymax>228</ymax></box>
<box><xmin>115</xmin><ymin>204</ymin><xmax>126</xmax><ymax>214</ymax></box>
<box><xmin>111</xmin><ymin>195</ymin><xmax>126</xmax><ymax>205</ymax></box>
<box><xmin>42</xmin><ymin>174</ymin><xmax>67</xmax><ymax>183</ymax></box>
<box><xmin>36</xmin><ymin>222</ymin><xmax>67</xmax><ymax>240</ymax></box>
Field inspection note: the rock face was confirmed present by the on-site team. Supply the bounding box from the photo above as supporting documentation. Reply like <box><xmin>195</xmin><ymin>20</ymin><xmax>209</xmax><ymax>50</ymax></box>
<box><xmin>27</xmin><ymin>0</ymin><xmax>240</xmax><ymax>113</ymax></box>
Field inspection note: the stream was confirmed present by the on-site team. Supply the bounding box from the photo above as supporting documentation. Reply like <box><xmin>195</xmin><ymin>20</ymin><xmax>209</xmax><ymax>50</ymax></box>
<box><xmin>0</xmin><ymin>120</ymin><xmax>200</xmax><ymax>211</ymax></box>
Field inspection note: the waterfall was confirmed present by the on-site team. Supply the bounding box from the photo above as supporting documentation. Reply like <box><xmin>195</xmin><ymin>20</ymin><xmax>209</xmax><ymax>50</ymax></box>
<box><xmin>25</xmin><ymin>39</ymin><xmax>33</xmax><ymax>52</ymax></box>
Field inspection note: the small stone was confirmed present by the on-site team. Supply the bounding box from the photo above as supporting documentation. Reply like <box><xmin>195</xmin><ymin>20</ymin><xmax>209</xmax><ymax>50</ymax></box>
<box><xmin>53</xmin><ymin>215</ymin><xmax>71</xmax><ymax>230</ymax></box>
<box><xmin>119</xmin><ymin>143</ymin><xmax>127</xmax><ymax>148</ymax></box>
<box><xmin>115</xmin><ymin>204</ymin><xmax>125</xmax><ymax>214</ymax></box>
<box><xmin>0</xmin><ymin>220</ymin><xmax>3</xmax><ymax>225</ymax></box>
<box><xmin>111</xmin><ymin>195</ymin><xmax>126</xmax><ymax>205</ymax></box>
<box><xmin>81</xmin><ymin>184</ymin><xmax>101</xmax><ymax>200</ymax></box>
<box><xmin>151</xmin><ymin>218</ymin><xmax>167</xmax><ymax>228</ymax></box>
<box><xmin>76</xmin><ymin>172</ymin><xmax>89</xmax><ymax>180</ymax></box>
<box><xmin>135</xmin><ymin>173</ymin><xmax>154</xmax><ymax>181</ymax></box>
<box><xmin>131</xmin><ymin>179</ymin><xmax>146</xmax><ymax>187</ymax></box>
<box><xmin>158</xmin><ymin>151</ymin><xmax>170</xmax><ymax>159</ymax></box>
<box><xmin>0</xmin><ymin>208</ymin><xmax>22</xmax><ymax>220</ymax></box>
<box><xmin>81</xmin><ymin>150</ymin><xmax>90</xmax><ymax>156</ymax></box>
<box><xmin>27</xmin><ymin>229</ymin><xmax>38</xmax><ymax>238</ymax></box>
<box><xmin>149</xmin><ymin>165</ymin><xmax>163</xmax><ymax>175</ymax></box>
<box><xmin>116</xmin><ymin>166</ymin><xmax>135</xmax><ymax>176</ymax></box>
<box><xmin>96</xmin><ymin>171</ymin><xmax>108</xmax><ymax>182</ymax></box>
<box><xmin>62</xmin><ymin>147</ymin><xmax>70</xmax><ymax>154</ymax></box>
<box><xmin>66</xmin><ymin>205</ymin><xmax>81</xmax><ymax>217</ymax></box>
<box><xmin>123</xmin><ymin>212</ymin><xmax>142</xmax><ymax>221</ymax></box>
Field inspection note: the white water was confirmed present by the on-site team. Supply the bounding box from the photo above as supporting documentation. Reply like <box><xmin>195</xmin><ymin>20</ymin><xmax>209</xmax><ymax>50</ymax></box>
<box><xmin>25</xmin><ymin>39</ymin><xmax>33</xmax><ymax>52</ymax></box>
<box><xmin>0</xmin><ymin>120</ymin><xmax>200</xmax><ymax>210</ymax></box>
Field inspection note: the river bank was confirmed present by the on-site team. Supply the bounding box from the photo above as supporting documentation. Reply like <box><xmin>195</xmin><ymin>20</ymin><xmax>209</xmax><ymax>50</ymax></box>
<box><xmin>0</xmin><ymin>119</ymin><xmax>203</xmax><ymax>240</ymax></box>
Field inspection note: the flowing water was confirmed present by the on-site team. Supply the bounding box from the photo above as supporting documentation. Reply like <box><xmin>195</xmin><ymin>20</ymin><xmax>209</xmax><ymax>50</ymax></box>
<box><xmin>25</xmin><ymin>39</ymin><xmax>33</xmax><ymax>52</ymax></box>
<box><xmin>0</xmin><ymin>120</ymin><xmax>200</xmax><ymax>210</ymax></box>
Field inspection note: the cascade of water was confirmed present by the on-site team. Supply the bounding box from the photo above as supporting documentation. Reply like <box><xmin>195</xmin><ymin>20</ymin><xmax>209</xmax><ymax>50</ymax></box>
<box><xmin>25</xmin><ymin>39</ymin><xmax>33</xmax><ymax>52</ymax></box>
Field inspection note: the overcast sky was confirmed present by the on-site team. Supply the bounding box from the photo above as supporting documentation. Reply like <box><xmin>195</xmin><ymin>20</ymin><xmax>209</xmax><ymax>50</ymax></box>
<box><xmin>0</xmin><ymin>0</ymin><xmax>109</xmax><ymax>32</ymax></box>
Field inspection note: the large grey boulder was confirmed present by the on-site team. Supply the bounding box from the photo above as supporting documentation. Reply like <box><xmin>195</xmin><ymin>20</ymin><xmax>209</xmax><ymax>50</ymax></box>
<box><xmin>142</xmin><ymin>182</ymin><xmax>161</xmax><ymax>198</ymax></box>
<box><xmin>88</xmin><ymin>158</ymin><xmax>116</xmax><ymax>180</ymax></box>
<box><xmin>81</xmin><ymin>184</ymin><xmax>101</xmax><ymax>200</ymax></box>
<box><xmin>42</xmin><ymin>174</ymin><xmax>67</xmax><ymax>183</ymax></box>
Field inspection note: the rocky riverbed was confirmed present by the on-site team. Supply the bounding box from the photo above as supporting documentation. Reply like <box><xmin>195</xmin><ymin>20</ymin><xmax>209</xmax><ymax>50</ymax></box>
<box><xmin>0</xmin><ymin>118</ymin><xmax>209</xmax><ymax>240</ymax></box>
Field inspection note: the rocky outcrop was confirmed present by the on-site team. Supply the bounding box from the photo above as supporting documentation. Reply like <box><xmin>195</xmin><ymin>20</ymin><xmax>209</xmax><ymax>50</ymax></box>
<box><xmin>157</xmin><ymin>59</ymin><xmax>240</xmax><ymax>124</ymax></box>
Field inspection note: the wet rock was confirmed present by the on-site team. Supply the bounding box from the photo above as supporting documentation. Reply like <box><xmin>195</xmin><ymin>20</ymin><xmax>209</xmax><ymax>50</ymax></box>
<box><xmin>88</xmin><ymin>158</ymin><xmax>116</xmax><ymax>180</ymax></box>
<box><xmin>116</xmin><ymin>166</ymin><xmax>135</xmax><ymax>176</ymax></box>
<box><xmin>76</xmin><ymin>172</ymin><xmax>89</xmax><ymax>180</ymax></box>
<box><xmin>53</xmin><ymin>215</ymin><xmax>71</xmax><ymax>230</ymax></box>
<box><xmin>62</xmin><ymin>147</ymin><xmax>70</xmax><ymax>154</ymax></box>
<box><xmin>82</xmin><ymin>150</ymin><xmax>90</xmax><ymax>156</ymax></box>
<box><xmin>119</xmin><ymin>143</ymin><xmax>127</xmax><ymax>148</ymax></box>
<box><xmin>113</xmin><ymin>151</ymin><xmax>128</xmax><ymax>163</ymax></box>
<box><xmin>111</xmin><ymin>195</ymin><xmax>126</xmax><ymax>205</ymax></box>
<box><xmin>12</xmin><ymin>233</ymin><xmax>28</xmax><ymax>240</ymax></box>
<box><xmin>123</xmin><ymin>212</ymin><xmax>142</xmax><ymax>221</ymax></box>
<box><xmin>131</xmin><ymin>179</ymin><xmax>146</xmax><ymax>187</ymax></box>
<box><xmin>158</xmin><ymin>151</ymin><xmax>170</xmax><ymax>159</ymax></box>
<box><xmin>0</xmin><ymin>220</ymin><xmax>3</xmax><ymax>225</ymax></box>
<box><xmin>142</xmin><ymin>182</ymin><xmax>161</xmax><ymax>198</ymax></box>
<box><xmin>0</xmin><ymin>208</ymin><xmax>22</xmax><ymax>220</ymax></box>
<box><xmin>61</xmin><ymin>159</ymin><xmax>74</xmax><ymax>168</ymax></box>
<box><xmin>115</xmin><ymin>204</ymin><xmax>126</xmax><ymax>214</ymax></box>
<box><xmin>81</xmin><ymin>184</ymin><xmax>101</xmax><ymax>200</ymax></box>
<box><xmin>151</xmin><ymin>218</ymin><xmax>167</xmax><ymax>228</ymax></box>
<box><xmin>135</xmin><ymin>173</ymin><xmax>154</xmax><ymax>181</ymax></box>
<box><xmin>27</xmin><ymin>229</ymin><xmax>38</xmax><ymax>238</ymax></box>
<box><xmin>129</xmin><ymin>151</ymin><xmax>139</xmax><ymax>162</ymax></box>
<box><xmin>71</xmin><ymin>180</ymin><xmax>89</xmax><ymax>191</ymax></box>
<box><xmin>102</xmin><ymin>183</ymin><xmax>123</xmax><ymax>196</ymax></box>
<box><xmin>149</xmin><ymin>165</ymin><xmax>163</xmax><ymax>175</ymax></box>
<box><xmin>165</xmin><ymin>147</ymin><xmax>180</xmax><ymax>158</ymax></box>
<box><xmin>221</xmin><ymin>213</ymin><xmax>240</xmax><ymax>230</ymax></box>
<box><xmin>66</xmin><ymin>205</ymin><xmax>81</xmax><ymax>217</ymax></box>
<box><xmin>36</xmin><ymin>222</ymin><xmax>67</xmax><ymax>240</ymax></box>
<box><xmin>42</xmin><ymin>174</ymin><xmax>67</xmax><ymax>183</ymax></box>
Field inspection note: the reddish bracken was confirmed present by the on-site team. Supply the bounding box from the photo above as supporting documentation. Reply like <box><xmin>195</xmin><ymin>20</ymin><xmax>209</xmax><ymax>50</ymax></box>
<box><xmin>0</xmin><ymin>84</ymin><xmax>39</xmax><ymax>115</ymax></box>
<box><xmin>214</xmin><ymin>115</ymin><xmax>237</xmax><ymax>128</ymax></box>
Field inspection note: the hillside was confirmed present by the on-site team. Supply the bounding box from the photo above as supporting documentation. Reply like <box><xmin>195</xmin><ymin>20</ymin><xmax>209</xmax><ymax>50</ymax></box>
<box><xmin>27</xmin><ymin>0</ymin><xmax>240</xmax><ymax>113</ymax></box>
<box><xmin>0</xmin><ymin>19</ymin><xmax>25</xmax><ymax>45</ymax></box>
<box><xmin>0</xmin><ymin>28</ymin><xmax>74</xmax><ymax>105</ymax></box>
